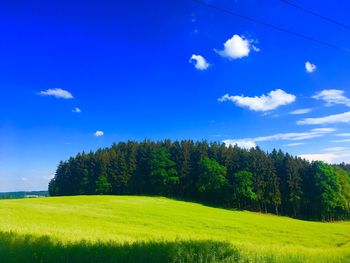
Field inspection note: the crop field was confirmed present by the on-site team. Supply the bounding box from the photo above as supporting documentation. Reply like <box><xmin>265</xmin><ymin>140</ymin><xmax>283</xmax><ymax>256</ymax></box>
<box><xmin>0</xmin><ymin>195</ymin><xmax>349</xmax><ymax>262</ymax></box>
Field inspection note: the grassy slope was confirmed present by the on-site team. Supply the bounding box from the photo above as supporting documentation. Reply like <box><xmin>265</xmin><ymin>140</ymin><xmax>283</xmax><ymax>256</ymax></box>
<box><xmin>0</xmin><ymin>195</ymin><xmax>349</xmax><ymax>262</ymax></box>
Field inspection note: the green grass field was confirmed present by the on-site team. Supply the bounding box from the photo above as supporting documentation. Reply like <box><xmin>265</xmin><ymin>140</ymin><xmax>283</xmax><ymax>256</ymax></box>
<box><xmin>0</xmin><ymin>196</ymin><xmax>349</xmax><ymax>262</ymax></box>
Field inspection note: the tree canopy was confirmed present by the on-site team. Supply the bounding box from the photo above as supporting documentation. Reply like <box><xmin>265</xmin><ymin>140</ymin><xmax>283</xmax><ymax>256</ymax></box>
<box><xmin>49</xmin><ymin>140</ymin><xmax>350</xmax><ymax>221</ymax></box>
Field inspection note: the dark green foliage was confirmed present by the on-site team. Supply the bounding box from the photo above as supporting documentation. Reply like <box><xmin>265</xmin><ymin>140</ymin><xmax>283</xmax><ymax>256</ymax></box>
<box><xmin>0</xmin><ymin>232</ymin><xmax>240</xmax><ymax>263</ymax></box>
<box><xmin>95</xmin><ymin>175</ymin><xmax>112</xmax><ymax>194</ymax></box>
<box><xmin>197</xmin><ymin>157</ymin><xmax>229</xmax><ymax>202</ymax></box>
<box><xmin>148</xmin><ymin>148</ymin><xmax>179</xmax><ymax>195</ymax></box>
<box><xmin>49</xmin><ymin>140</ymin><xmax>350</xmax><ymax>221</ymax></box>
<box><xmin>311</xmin><ymin>162</ymin><xmax>346</xmax><ymax>221</ymax></box>
<box><xmin>335</xmin><ymin>167</ymin><xmax>350</xmax><ymax>213</ymax></box>
<box><xmin>232</xmin><ymin>171</ymin><xmax>256</xmax><ymax>209</ymax></box>
<box><xmin>0</xmin><ymin>191</ymin><xmax>48</xmax><ymax>199</ymax></box>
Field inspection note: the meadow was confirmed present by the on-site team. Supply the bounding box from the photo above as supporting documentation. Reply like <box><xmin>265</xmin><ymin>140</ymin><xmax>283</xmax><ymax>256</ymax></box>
<box><xmin>0</xmin><ymin>195</ymin><xmax>349</xmax><ymax>262</ymax></box>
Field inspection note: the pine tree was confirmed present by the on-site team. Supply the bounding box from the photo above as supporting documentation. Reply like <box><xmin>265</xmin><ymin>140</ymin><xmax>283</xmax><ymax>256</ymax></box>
<box><xmin>49</xmin><ymin>139</ymin><xmax>350</xmax><ymax>221</ymax></box>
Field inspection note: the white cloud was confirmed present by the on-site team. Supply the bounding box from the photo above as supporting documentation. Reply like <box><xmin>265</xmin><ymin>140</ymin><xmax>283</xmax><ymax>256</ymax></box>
<box><xmin>215</xmin><ymin>34</ymin><xmax>259</xmax><ymax>59</ymax></box>
<box><xmin>297</xmin><ymin>111</ymin><xmax>350</xmax><ymax>125</ymax></box>
<box><xmin>39</xmin><ymin>88</ymin><xmax>73</xmax><ymax>99</ymax></box>
<box><xmin>254</xmin><ymin>128</ymin><xmax>335</xmax><ymax>142</ymax></box>
<box><xmin>323</xmin><ymin>147</ymin><xmax>348</xmax><ymax>152</ymax></box>
<box><xmin>312</xmin><ymin>128</ymin><xmax>336</xmax><ymax>132</ymax></box>
<box><xmin>305</xmin><ymin>61</ymin><xmax>316</xmax><ymax>73</ymax></box>
<box><xmin>72</xmin><ymin>107</ymin><xmax>82</xmax><ymax>113</ymax></box>
<box><xmin>335</xmin><ymin>133</ymin><xmax>350</xmax><ymax>137</ymax></box>
<box><xmin>284</xmin><ymin>142</ymin><xmax>306</xmax><ymax>146</ymax></box>
<box><xmin>21</xmin><ymin>177</ymin><xmax>28</xmax><ymax>181</ymax></box>
<box><xmin>332</xmin><ymin>139</ymin><xmax>350</xmax><ymax>143</ymax></box>
<box><xmin>189</xmin><ymin>54</ymin><xmax>210</xmax><ymax>70</ymax></box>
<box><xmin>218</xmin><ymin>89</ymin><xmax>296</xmax><ymax>112</ymax></box>
<box><xmin>252</xmin><ymin>45</ymin><xmax>260</xmax><ymax>52</ymax></box>
<box><xmin>290</xmin><ymin>108</ymin><xmax>312</xmax><ymax>115</ymax></box>
<box><xmin>313</xmin><ymin>89</ymin><xmax>350</xmax><ymax>107</ymax></box>
<box><xmin>299</xmin><ymin>147</ymin><xmax>350</xmax><ymax>164</ymax></box>
<box><xmin>223</xmin><ymin>139</ymin><xmax>256</xmax><ymax>149</ymax></box>
<box><xmin>223</xmin><ymin>128</ymin><xmax>335</xmax><ymax>149</ymax></box>
<box><xmin>299</xmin><ymin>153</ymin><xmax>335</xmax><ymax>163</ymax></box>
<box><xmin>94</xmin><ymin>131</ymin><xmax>104</xmax><ymax>137</ymax></box>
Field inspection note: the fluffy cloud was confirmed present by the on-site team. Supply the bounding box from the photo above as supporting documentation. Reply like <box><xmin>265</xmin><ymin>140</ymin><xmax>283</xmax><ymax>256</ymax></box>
<box><xmin>218</xmin><ymin>89</ymin><xmax>296</xmax><ymax>112</ymax></box>
<box><xmin>39</xmin><ymin>88</ymin><xmax>73</xmax><ymax>99</ymax></box>
<box><xmin>94</xmin><ymin>131</ymin><xmax>104</xmax><ymax>137</ymax></box>
<box><xmin>222</xmin><ymin>139</ymin><xmax>256</xmax><ymax>149</ymax></box>
<box><xmin>313</xmin><ymin>89</ymin><xmax>350</xmax><ymax>107</ymax></box>
<box><xmin>189</xmin><ymin>54</ymin><xmax>210</xmax><ymax>70</ymax></box>
<box><xmin>297</xmin><ymin>111</ymin><xmax>350</xmax><ymax>125</ymax></box>
<box><xmin>290</xmin><ymin>108</ymin><xmax>312</xmax><ymax>115</ymax></box>
<box><xmin>223</xmin><ymin>128</ymin><xmax>335</xmax><ymax>149</ymax></box>
<box><xmin>299</xmin><ymin>153</ymin><xmax>335</xmax><ymax>163</ymax></box>
<box><xmin>215</xmin><ymin>34</ymin><xmax>259</xmax><ymax>59</ymax></box>
<box><xmin>305</xmin><ymin>61</ymin><xmax>316</xmax><ymax>73</ymax></box>
<box><xmin>299</xmin><ymin>147</ymin><xmax>350</xmax><ymax>164</ymax></box>
<box><xmin>72</xmin><ymin>107</ymin><xmax>82</xmax><ymax>113</ymax></box>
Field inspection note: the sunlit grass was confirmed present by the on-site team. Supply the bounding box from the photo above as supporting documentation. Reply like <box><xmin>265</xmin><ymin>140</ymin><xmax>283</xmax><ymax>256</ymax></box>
<box><xmin>0</xmin><ymin>195</ymin><xmax>349</xmax><ymax>262</ymax></box>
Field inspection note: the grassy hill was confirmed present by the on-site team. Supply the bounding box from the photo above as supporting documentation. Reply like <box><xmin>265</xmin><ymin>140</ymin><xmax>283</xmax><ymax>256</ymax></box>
<box><xmin>0</xmin><ymin>196</ymin><xmax>349</xmax><ymax>262</ymax></box>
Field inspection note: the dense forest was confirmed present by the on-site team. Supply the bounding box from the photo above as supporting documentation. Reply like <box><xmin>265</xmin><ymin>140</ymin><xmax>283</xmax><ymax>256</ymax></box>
<box><xmin>0</xmin><ymin>191</ymin><xmax>48</xmax><ymax>199</ymax></box>
<box><xmin>49</xmin><ymin>140</ymin><xmax>350</xmax><ymax>221</ymax></box>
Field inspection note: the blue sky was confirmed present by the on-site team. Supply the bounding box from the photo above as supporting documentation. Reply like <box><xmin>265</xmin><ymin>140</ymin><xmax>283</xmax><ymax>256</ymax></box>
<box><xmin>1</xmin><ymin>0</ymin><xmax>350</xmax><ymax>191</ymax></box>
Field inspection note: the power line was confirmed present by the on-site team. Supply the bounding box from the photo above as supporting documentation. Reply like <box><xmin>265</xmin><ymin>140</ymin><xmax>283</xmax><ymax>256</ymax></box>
<box><xmin>280</xmin><ymin>0</ymin><xmax>350</xmax><ymax>31</ymax></box>
<box><xmin>191</xmin><ymin>0</ymin><xmax>348</xmax><ymax>52</ymax></box>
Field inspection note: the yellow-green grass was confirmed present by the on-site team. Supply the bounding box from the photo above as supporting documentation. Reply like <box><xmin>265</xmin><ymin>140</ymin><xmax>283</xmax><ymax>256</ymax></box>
<box><xmin>0</xmin><ymin>195</ymin><xmax>349</xmax><ymax>262</ymax></box>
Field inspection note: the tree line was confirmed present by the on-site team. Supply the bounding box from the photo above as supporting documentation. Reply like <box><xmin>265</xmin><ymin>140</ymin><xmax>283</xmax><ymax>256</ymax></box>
<box><xmin>49</xmin><ymin>140</ymin><xmax>350</xmax><ymax>221</ymax></box>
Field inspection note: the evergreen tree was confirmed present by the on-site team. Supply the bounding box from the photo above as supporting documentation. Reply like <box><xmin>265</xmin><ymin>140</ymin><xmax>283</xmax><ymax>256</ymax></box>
<box><xmin>48</xmin><ymin>139</ymin><xmax>350</xmax><ymax>221</ymax></box>
<box><xmin>286</xmin><ymin>157</ymin><xmax>303</xmax><ymax>217</ymax></box>
<box><xmin>148</xmin><ymin>148</ymin><xmax>179</xmax><ymax>196</ymax></box>
<box><xmin>116</xmin><ymin>153</ymin><xmax>129</xmax><ymax>194</ymax></box>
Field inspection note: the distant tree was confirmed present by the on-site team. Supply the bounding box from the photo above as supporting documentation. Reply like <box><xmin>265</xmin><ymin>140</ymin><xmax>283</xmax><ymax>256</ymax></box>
<box><xmin>197</xmin><ymin>157</ymin><xmax>229</xmax><ymax>203</ymax></box>
<box><xmin>80</xmin><ymin>169</ymin><xmax>91</xmax><ymax>194</ymax></box>
<box><xmin>190</xmin><ymin>141</ymin><xmax>209</xmax><ymax>198</ymax></box>
<box><xmin>312</xmin><ymin>162</ymin><xmax>343</xmax><ymax>221</ymax></box>
<box><xmin>117</xmin><ymin>153</ymin><xmax>130</xmax><ymax>193</ymax></box>
<box><xmin>232</xmin><ymin>171</ymin><xmax>256</xmax><ymax>209</ymax></box>
<box><xmin>131</xmin><ymin>141</ymin><xmax>153</xmax><ymax>194</ymax></box>
<box><xmin>48</xmin><ymin>179</ymin><xmax>58</xmax><ymax>196</ymax></box>
<box><xmin>334</xmin><ymin>167</ymin><xmax>350</xmax><ymax>219</ymax></box>
<box><xmin>126</xmin><ymin>141</ymin><xmax>138</xmax><ymax>180</ymax></box>
<box><xmin>148</xmin><ymin>148</ymin><xmax>179</xmax><ymax>196</ymax></box>
<box><xmin>179</xmin><ymin>140</ymin><xmax>193</xmax><ymax>197</ymax></box>
<box><xmin>108</xmin><ymin>152</ymin><xmax>129</xmax><ymax>194</ymax></box>
<box><xmin>49</xmin><ymin>139</ymin><xmax>350</xmax><ymax>221</ymax></box>
<box><xmin>249</xmin><ymin>147</ymin><xmax>281</xmax><ymax>214</ymax></box>
<box><xmin>95</xmin><ymin>175</ymin><xmax>111</xmax><ymax>194</ymax></box>
<box><xmin>271</xmin><ymin>149</ymin><xmax>287</xmax><ymax>213</ymax></box>
<box><xmin>286</xmin><ymin>157</ymin><xmax>303</xmax><ymax>217</ymax></box>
